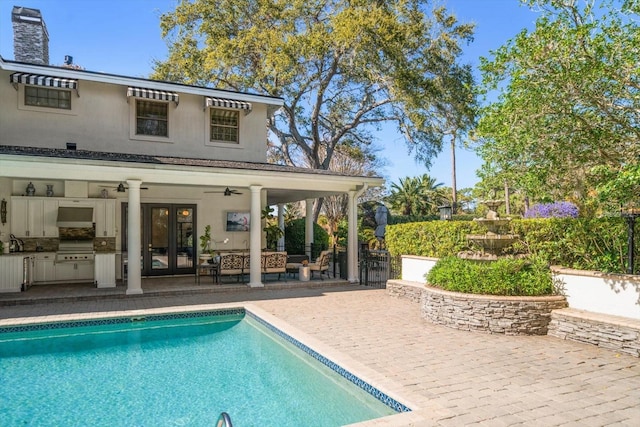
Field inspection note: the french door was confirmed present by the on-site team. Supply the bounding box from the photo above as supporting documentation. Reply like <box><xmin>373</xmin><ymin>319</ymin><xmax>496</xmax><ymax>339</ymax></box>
<box><xmin>122</xmin><ymin>203</ymin><xmax>196</xmax><ymax>276</ymax></box>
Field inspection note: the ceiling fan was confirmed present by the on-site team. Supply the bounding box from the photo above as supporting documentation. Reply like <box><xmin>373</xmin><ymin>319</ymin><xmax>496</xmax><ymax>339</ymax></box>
<box><xmin>100</xmin><ymin>182</ymin><xmax>149</xmax><ymax>192</ymax></box>
<box><xmin>204</xmin><ymin>187</ymin><xmax>243</xmax><ymax>196</ymax></box>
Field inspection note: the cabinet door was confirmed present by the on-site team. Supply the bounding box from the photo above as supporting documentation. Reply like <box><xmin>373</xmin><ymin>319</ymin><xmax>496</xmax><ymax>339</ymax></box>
<box><xmin>76</xmin><ymin>263</ymin><xmax>95</xmax><ymax>281</ymax></box>
<box><xmin>34</xmin><ymin>254</ymin><xmax>55</xmax><ymax>283</ymax></box>
<box><xmin>10</xmin><ymin>198</ymin><xmax>29</xmax><ymax>237</ymax></box>
<box><xmin>95</xmin><ymin>199</ymin><xmax>116</xmax><ymax>237</ymax></box>
<box><xmin>27</xmin><ymin>199</ymin><xmax>44</xmax><ymax>237</ymax></box>
<box><xmin>42</xmin><ymin>199</ymin><xmax>59</xmax><ymax>237</ymax></box>
<box><xmin>54</xmin><ymin>262</ymin><xmax>76</xmax><ymax>282</ymax></box>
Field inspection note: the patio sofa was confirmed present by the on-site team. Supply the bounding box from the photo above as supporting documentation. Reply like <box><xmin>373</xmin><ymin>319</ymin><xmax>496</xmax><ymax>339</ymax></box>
<box><xmin>218</xmin><ymin>251</ymin><xmax>288</xmax><ymax>282</ymax></box>
<box><xmin>262</xmin><ymin>251</ymin><xmax>288</xmax><ymax>280</ymax></box>
<box><xmin>218</xmin><ymin>252</ymin><xmax>246</xmax><ymax>282</ymax></box>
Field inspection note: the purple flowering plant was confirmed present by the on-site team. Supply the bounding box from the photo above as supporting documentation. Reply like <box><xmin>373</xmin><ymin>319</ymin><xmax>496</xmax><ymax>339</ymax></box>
<box><xmin>524</xmin><ymin>201</ymin><xmax>579</xmax><ymax>219</ymax></box>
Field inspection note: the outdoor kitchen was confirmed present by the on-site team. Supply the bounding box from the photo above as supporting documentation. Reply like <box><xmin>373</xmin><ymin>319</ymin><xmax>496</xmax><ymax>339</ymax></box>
<box><xmin>0</xmin><ymin>181</ymin><xmax>117</xmax><ymax>292</ymax></box>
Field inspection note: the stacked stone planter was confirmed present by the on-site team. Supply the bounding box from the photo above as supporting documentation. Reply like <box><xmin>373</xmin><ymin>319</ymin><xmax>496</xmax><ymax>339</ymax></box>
<box><xmin>421</xmin><ymin>285</ymin><xmax>568</xmax><ymax>335</ymax></box>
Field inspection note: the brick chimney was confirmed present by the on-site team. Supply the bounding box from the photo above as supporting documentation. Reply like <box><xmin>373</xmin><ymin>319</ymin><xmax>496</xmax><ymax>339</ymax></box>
<box><xmin>12</xmin><ymin>6</ymin><xmax>49</xmax><ymax>65</ymax></box>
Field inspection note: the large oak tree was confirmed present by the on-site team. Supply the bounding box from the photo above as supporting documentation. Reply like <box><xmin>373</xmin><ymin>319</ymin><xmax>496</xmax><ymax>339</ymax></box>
<box><xmin>152</xmin><ymin>0</ymin><xmax>474</xmax><ymax>218</ymax></box>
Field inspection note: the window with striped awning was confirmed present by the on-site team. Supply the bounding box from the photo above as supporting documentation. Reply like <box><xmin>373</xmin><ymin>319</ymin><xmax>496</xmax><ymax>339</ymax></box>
<box><xmin>10</xmin><ymin>72</ymin><xmax>78</xmax><ymax>90</ymax></box>
<box><xmin>205</xmin><ymin>97</ymin><xmax>252</xmax><ymax>112</ymax></box>
<box><xmin>127</xmin><ymin>87</ymin><xmax>179</xmax><ymax>105</ymax></box>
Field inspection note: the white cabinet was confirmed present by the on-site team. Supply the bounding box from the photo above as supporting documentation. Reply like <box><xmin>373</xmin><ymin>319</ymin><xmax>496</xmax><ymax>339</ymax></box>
<box><xmin>10</xmin><ymin>197</ymin><xmax>58</xmax><ymax>238</ymax></box>
<box><xmin>94</xmin><ymin>199</ymin><xmax>116</xmax><ymax>237</ymax></box>
<box><xmin>34</xmin><ymin>253</ymin><xmax>56</xmax><ymax>283</ymax></box>
<box><xmin>55</xmin><ymin>262</ymin><xmax>94</xmax><ymax>282</ymax></box>
<box><xmin>95</xmin><ymin>253</ymin><xmax>116</xmax><ymax>288</ymax></box>
<box><xmin>0</xmin><ymin>255</ymin><xmax>28</xmax><ymax>292</ymax></box>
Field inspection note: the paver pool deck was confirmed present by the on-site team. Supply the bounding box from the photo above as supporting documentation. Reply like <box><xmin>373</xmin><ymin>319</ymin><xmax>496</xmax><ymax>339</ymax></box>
<box><xmin>1</xmin><ymin>283</ymin><xmax>639</xmax><ymax>426</ymax></box>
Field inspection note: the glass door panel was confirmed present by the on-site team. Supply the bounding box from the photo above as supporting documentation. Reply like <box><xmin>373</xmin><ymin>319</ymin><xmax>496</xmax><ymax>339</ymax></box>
<box><xmin>176</xmin><ymin>207</ymin><xmax>194</xmax><ymax>269</ymax></box>
<box><xmin>123</xmin><ymin>203</ymin><xmax>197</xmax><ymax>276</ymax></box>
<box><xmin>150</xmin><ymin>207</ymin><xmax>169</xmax><ymax>271</ymax></box>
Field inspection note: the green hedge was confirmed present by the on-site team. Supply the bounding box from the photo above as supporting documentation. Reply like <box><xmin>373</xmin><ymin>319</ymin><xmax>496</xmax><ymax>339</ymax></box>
<box><xmin>426</xmin><ymin>256</ymin><xmax>555</xmax><ymax>296</ymax></box>
<box><xmin>284</xmin><ymin>219</ymin><xmax>329</xmax><ymax>255</ymax></box>
<box><xmin>386</xmin><ymin>217</ymin><xmax>637</xmax><ymax>274</ymax></box>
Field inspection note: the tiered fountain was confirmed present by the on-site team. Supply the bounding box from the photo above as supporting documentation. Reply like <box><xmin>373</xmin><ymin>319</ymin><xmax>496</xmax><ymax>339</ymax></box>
<box><xmin>459</xmin><ymin>198</ymin><xmax>519</xmax><ymax>261</ymax></box>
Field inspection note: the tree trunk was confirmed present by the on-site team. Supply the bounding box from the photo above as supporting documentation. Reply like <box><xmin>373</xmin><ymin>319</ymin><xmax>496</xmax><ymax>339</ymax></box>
<box><xmin>451</xmin><ymin>135</ymin><xmax>457</xmax><ymax>214</ymax></box>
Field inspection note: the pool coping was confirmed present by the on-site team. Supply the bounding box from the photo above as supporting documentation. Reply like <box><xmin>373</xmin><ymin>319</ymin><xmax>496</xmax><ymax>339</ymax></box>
<box><xmin>0</xmin><ymin>303</ymin><xmax>421</xmax><ymax>426</ymax></box>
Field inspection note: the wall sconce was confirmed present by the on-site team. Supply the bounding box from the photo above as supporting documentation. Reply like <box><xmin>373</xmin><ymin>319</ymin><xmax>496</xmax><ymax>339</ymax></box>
<box><xmin>1</xmin><ymin>199</ymin><xmax>6</xmax><ymax>225</ymax></box>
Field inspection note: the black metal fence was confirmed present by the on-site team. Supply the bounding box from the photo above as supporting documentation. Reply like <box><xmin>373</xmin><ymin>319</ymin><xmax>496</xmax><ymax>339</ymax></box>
<box><xmin>359</xmin><ymin>248</ymin><xmax>401</xmax><ymax>288</ymax></box>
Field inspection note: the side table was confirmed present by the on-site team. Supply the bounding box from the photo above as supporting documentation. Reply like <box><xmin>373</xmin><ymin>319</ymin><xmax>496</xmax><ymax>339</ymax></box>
<box><xmin>299</xmin><ymin>265</ymin><xmax>311</xmax><ymax>282</ymax></box>
<box><xmin>196</xmin><ymin>262</ymin><xmax>220</xmax><ymax>285</ymax></box>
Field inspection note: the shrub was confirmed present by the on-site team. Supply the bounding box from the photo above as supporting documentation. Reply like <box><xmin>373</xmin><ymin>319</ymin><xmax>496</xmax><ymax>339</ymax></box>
<box><xmin>524</xmin><ymin>201</ymin><xmax>579</xmax><ymax>218</ymax></box>
<box><xmin>426</xmin><ymin>256</ymin><xmax>556</xmax><ymax>296</ymax></box>
<box><xmin>284</xmin><ymin>219</ymin><xmax>329</xmax><ymax>255</ymax></box>
<box><xmin>386</xmin><ymin>216</ymin><xmax>636</xmax><ymax>273</ymax></box>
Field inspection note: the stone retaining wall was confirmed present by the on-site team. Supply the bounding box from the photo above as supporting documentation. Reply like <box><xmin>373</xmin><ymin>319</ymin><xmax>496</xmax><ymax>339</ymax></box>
<box><xmin>386</xmin><ymin>279</ymin><xmax>639</xmax><ymax>356</ymax></box>
<box><xmin>386</xmin><ymin>280</ymin><xmax>424</xmax><ymax>303</ymax></box>
<box><xmin>548</xmin><ymin>308</ymin><xmax>640</xmax><ymax>357</ymax></box>
<box><xmin>422</xmin><ymin>286</ymin><xmax>568</xmax><ymax>335</ymax></box>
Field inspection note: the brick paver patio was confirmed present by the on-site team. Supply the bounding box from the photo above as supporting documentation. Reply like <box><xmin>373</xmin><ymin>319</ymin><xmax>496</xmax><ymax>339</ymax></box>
<box><xmin>1</xmin><ymin>284</ymin><xmax>639</xmax><ymax>426</ymax></box>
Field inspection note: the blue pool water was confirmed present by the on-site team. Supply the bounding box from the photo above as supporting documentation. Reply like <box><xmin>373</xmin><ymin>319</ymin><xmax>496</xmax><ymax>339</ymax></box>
<box><xmin>0</xmin><ymin>310</ymin><xmax>400</xmax><ymax>426</ymax></box>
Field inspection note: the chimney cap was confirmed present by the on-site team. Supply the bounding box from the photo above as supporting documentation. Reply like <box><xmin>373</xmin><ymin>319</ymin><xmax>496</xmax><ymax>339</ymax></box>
<box><xmin>11</xmin><ymin>6</ymin><xmax>43</xmax><ymax>22</ymax></box>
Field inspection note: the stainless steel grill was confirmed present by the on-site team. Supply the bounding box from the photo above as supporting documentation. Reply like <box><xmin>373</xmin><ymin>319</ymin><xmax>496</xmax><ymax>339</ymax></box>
<box><xmin>56</xmin><ymin>241</ymin><xmax>95</xmax><ymax>263</ymax></box>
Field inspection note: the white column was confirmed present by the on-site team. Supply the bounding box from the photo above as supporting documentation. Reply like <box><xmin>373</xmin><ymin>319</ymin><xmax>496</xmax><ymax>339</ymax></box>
<box><xmin>247</xmin><ymin>185</ymin><xmax>264</xmax><ymax>287</ymax></box>
<box><xmin>277</xmin><ymin>203</ymin><xmax>285</xmax><ymax>252</ymax></box>
<box><xmin>347</xmin><ymin>190</ymin><xmax>358</xmax><ymax>283</ymax></box>
<box><xmin>126</xmin><ymin>179</ymin><xmax>143</xmax><ymax>295</ymax></box>
<box><xmin>305</xmin><ymin>198</ymin><xmax>314</xmax><ymax>260</ymax></box>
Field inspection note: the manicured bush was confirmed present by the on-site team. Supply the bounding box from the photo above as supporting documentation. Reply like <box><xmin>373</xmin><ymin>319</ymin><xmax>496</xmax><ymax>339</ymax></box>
<box><xmin>386</xmin><ymin>216</ymin><xmax>637</xmax><ymax>274</ymax></box>
<box><xmin>426</xmin><ymin>256</ymin><xmax>556</xmax><ymax>296</ymax></box>
<box><xmin>284</xmin><ymin>219</ymin><xmax>329</xmax><ymax>255</ymax></box>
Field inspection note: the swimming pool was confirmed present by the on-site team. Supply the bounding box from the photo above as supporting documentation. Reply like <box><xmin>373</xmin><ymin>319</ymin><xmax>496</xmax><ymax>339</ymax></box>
<box><xmin>0</xmin><ymin>307</ymin><xmax>408</xmax><ymax>426</ymax></box>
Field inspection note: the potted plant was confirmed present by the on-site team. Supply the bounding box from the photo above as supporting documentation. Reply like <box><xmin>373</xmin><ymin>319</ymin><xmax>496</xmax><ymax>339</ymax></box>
<box><xmin>199</xmin><ymin>225</ymin><xmax>213</xmax><ymax>263</ymax></box>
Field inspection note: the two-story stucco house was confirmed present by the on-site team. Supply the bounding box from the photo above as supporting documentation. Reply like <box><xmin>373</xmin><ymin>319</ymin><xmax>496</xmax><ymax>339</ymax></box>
<box><xmin>0</xmin><ymin>7</ymin><xmax>383</xmax><ymax>294</ymax></box>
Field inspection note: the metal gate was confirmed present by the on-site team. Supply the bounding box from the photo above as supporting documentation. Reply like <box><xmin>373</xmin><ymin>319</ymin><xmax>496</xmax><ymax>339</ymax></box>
<box><xmin>359</xmin><ymin>249</ymin><xmax>400</xmax><ymax>288</ymax></box>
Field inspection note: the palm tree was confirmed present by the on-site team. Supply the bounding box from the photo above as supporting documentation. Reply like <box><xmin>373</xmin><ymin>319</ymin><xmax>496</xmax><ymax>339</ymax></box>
<box><xmin>419</xmin><ymin>174</ymin><xmax>447</xmax><ymax>215</ymax></box>
<box><xmin>386</xmin><ymin>175</ymin><xmax>445</xmax><ymax>216</ymax></box>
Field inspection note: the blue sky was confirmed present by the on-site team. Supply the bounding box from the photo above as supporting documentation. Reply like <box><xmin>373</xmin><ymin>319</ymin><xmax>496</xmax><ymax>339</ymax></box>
<box><xmin>0</xmin><ymin>0</ymin><xmax>540</xmax><ymax>190</ymax></box>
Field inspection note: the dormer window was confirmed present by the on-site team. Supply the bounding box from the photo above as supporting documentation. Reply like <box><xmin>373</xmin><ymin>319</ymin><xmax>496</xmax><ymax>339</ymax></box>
<box><xmin>210</xmin><ymin>109</ymin><xmax>239</xmax><ymax>143</ymax></box>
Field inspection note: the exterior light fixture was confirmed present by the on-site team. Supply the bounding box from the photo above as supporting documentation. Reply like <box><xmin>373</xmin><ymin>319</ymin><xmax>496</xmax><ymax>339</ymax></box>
<box><xmin>438</xmin><ymin>205</ymin><xmax>452</xmax><ymax>221</ymax></box>
<box><xmin>117</xmin><ymin>183</ymin><xmax>126</xmax><ymax>193</ymax></box>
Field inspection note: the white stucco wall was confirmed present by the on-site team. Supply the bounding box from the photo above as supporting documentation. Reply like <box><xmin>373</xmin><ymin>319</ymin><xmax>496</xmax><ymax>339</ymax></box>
<box><xmin>554</xmin><ymin>268</ymin><xmax>640</xmax><ymax>320</ymax></box>
<box><xmin>0</xmin><ymin>69</ymin><xmax>270</xmax><ymax>163</ymax></box>
<box><xmin>401</xmin><ymin>256</ymin><xmax>640</xmax><ymax>320</ymax></box>
<box><xmin>401</xmin><ymin>255</ymin><xmax>438</xmax><ymax>283</ymax></box>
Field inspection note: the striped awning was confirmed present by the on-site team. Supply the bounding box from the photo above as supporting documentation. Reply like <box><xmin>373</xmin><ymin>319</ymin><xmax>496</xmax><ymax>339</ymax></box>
<box><xmin>205</xmin><ymin>97</ymin><xmax>252</xmax><ymax>111</ymax></box>
<box><xmin>127</xmin><ymin>87</ymin><xmax>179</xmax><ymax>105</ymax></box>
<box><xmin>10</xmin><ymin>72</ymin><xmax>78</xmax><ymax>90</ymax></box>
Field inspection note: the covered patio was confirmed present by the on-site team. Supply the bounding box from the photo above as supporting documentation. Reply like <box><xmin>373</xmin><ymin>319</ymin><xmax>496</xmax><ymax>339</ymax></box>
<box><xmin>0</xmin><ymin>146</ymin><xmax>383</xmax><ymax>296</ymax></box>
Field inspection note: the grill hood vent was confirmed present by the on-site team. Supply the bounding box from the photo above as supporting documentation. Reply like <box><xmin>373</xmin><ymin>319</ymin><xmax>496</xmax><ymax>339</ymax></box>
<box><xmin>56</xmin><ymin>207</ymin><xmax>94</xmax><ymax>228</ymax></box>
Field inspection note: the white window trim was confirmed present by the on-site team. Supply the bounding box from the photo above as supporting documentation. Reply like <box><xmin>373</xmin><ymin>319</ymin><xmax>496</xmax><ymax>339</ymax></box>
<box><xmin>204</xmin><ymin>107</ymin><xmax>244</xmax><ymax>148</ymax></box>
<box><xmin>129</xmin><ymin>98</ymin><xmax>175</xmax><ymax>143</ymax></box>
<box><xmin>17</xmin><ymin>84</ymin><xmax>78</xmax><ymax>116</ymax></box>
